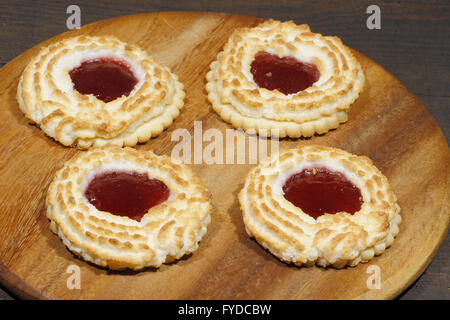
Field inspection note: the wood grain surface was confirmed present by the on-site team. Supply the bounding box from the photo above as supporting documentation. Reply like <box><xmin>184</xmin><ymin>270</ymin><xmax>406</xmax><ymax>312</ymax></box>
<box><xmin>1</xmin><ymin>0</ymin><xmax>449</xmax><ymax>301</ymax></box>
<box><xmin>0</xmin><ymin>11</ymin><xmax>448</xmax><ymax>300</ymax></box>
<box><xmin>1</xmin><ymin>0</ymin><xmax>449</xmax><ymax>142</ymax></box>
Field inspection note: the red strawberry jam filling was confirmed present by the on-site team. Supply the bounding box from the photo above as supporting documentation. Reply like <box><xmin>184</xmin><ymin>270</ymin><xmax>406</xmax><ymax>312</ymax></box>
<box><xmin>84</xmin><ymin>170</ymin><xmax>170</xmax><ymax>222</ymax></box>
<box><xmin>282</xmin><ymin>167</ymin><xmax>362</xmax><ymax>219</ymax></box>
<box><xmin>69</xmin><ymin>57</ymin><xmax>138</xmax><ymax>103</ymax></box>
<box><xmin>250</xmin><ymin>51</ymin><xmax>320</xmax><ymax>95</ymax></box>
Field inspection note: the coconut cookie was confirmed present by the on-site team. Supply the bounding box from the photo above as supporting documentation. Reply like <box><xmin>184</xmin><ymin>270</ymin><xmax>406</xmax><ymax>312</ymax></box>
<box><xmin>206</xmin><ymin>20</ymin><xmax>365</xmax><ymax>138</ymax></box>
<box><xmin>17</xmin><ymin>35</ymin><xmax>185</xmax><ymax>149</ymax></box>
<box><xmin>46</xmin><ymin>146</ymin><xmax>212</xmax><ymax>270</ymax></box>
<box><xmin>239</xmin><ymin>145</ymin><xmax>401</xmax><ymax>268</ymax></box>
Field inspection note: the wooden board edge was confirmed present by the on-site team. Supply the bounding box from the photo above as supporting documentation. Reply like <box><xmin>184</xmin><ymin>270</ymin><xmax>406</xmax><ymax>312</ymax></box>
<box><xmin>0</xmin><ymin>11</ymin><xmax>448</xmax><ymax>301</ymax></box>
<box><xmin>359</xmin><ymin>169</ymin><xmax>450</xmax><ymax>300</ymax></box>
<box><xmin>0</xmin><ymin>262</ymin><xmax>54</xmax><ymax>300</ymax></box>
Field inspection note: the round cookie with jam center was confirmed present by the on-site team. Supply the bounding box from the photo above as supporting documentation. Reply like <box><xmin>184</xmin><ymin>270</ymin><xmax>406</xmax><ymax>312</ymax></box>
<box><xmin>238</xmin><ymin>145</ymin><xmax>401</xmax><ymax>268</ymax></box>
<box><xmin>17</xmin><ymin>35</ymin><xmax>185</xmax><ymax>149</ymax></box>
<box><xmin>46</xmin><ymin>146</ymin><xmax>212</xmax><ymax>270</ymax></box>
<box><xmin>206</xmin><ymin>19</ymin><xmax>365</xmax><ymax>138</ymax></box>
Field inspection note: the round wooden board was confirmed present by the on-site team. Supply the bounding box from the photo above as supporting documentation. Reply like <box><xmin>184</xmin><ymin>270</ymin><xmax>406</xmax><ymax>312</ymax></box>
<box><xmin>0</xmin><ymin>12</ymin><xmax>448</xmax><ymax>300</ymax></box>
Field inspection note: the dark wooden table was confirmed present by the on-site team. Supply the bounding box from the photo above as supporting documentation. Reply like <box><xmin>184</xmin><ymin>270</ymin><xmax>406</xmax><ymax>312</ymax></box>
<box><xmin>0</xmin><ymin>0</ymin><xmax>448</xmax><ymax>300</ymax></box>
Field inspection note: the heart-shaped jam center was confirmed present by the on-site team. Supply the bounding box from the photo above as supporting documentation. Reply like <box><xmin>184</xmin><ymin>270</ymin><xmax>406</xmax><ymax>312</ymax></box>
<box><xmin>69</xmin><ymin>57</ymin><xmax>138</xmax><ymax>103</ymax></box>
<box><xmin>282</xmin><ymin>167</ymin><xmax>362</xmax><ymax>219</ymax></box>
<box><xmin>84</xmin><ymin>170</ymin><xmax>170</xmax><ymax>222</ymax></box>
<box><xmin>250</xmin><ymin>51</ymin><xmax>320</xmax><ymax>95</ymax></box>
